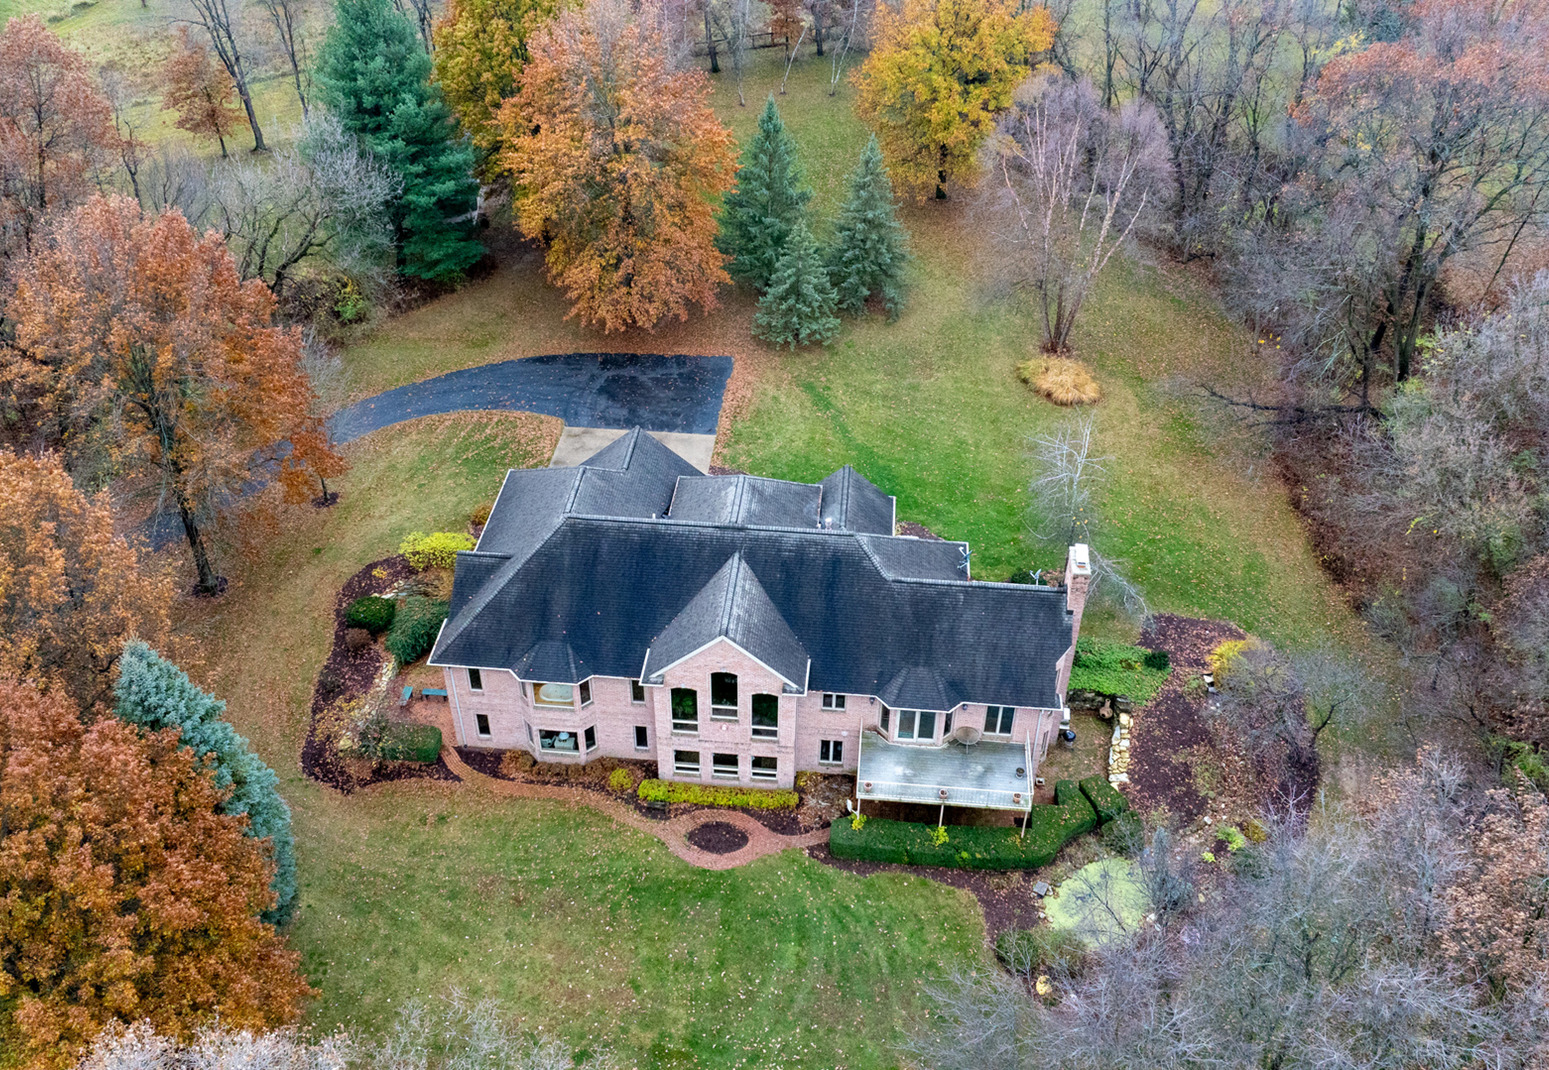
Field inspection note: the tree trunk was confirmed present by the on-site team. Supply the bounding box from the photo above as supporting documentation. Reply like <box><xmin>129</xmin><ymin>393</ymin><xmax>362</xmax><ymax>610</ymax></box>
<box><xmin>237</xmin><ymin>83</ymin><xmax>267</xmax><ymax>151</ymax></box>
<box><xmin>704</xmin><ymin>8</ymin><xmax>720</xmax><ymax>73</ymax></box>
<box><xmin>175</xmin><ymin>489</ymin><xmax>220</xmax><ymax>594</ymax></box>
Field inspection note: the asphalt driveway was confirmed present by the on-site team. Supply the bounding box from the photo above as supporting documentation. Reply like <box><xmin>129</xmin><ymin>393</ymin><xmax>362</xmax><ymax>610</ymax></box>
<box><xmin>328</xmin><ymin>352</ymin><xmax>734</xmax><ymax>444</ymax></box>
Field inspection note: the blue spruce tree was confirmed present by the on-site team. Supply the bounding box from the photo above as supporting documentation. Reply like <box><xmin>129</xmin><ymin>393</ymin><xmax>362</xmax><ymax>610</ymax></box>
<box><xmin>754</xmin><ymin>221</ymin><xmax>841</xmax><ymax>349</ymax></box>
<box><xmin>718</xmin><ymin>96</ymin><xmax>812</xmax><ymax>290</ymax></box>
<box><xmin>828</xmin><ymin>135</ymin><xmax>910</xmax><ymax>319</ymax></box>
<box><xmin>316</xmin><ymin>0</ymin><xmax>483</xmax><ymax>282</ymax></box>
<box><xmin>114</xmin><ymin>641</ymin><xmax>298</xmax><ymax>926</ymax></box>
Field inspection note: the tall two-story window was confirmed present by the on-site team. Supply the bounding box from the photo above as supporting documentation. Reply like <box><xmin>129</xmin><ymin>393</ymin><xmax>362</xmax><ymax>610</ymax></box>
<box><xmin>822</xmin><ymin>693</ymin><xmax>846</xmax><ymax>710</ymax></box>
<box><xmin>671</xmin><ymin>688</ymin><xmax>699</xmax><ymax>732</ymax></box>
<box><xmin>895</xmin><ymin>709</ymin><xmax>937</xmax><ymax>741</ymax></box>
<box><xmin>984</xmin><ymin>706</ymin><xmax>1015</xmax><ymax>735</ymax></box>
<box><xmin>534</xmin><ymin>683</ymin><xmax>574</xmax><ymax>708</ymax></box>
<box><xmin>751</xmin><ymin>694</ymin><xmax>779</xmax><ymax>739</ymax></box>
<box><xmin>710</xmin><ymin>672</ymin><xmax>738</xmax><ymax>717</ymax></box>
<box><xmin>467</xmin><ymin>668</ymin><xmax>483</xmax><ymax>691</ymax></box>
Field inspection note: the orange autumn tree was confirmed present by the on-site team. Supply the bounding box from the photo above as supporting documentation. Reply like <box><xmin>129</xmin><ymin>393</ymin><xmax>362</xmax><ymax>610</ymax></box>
<box><xmin>853</xmin><ymin>0</ymin><xmax>1055</xmax><ymax>199</ymax></box>
<box><xmin>498</xmin><ymin>0</ymin><xmax>736</xmax><ymax>332</ymax></box>
<box><xmin>8</xmin><ymin>195</ymin><xmax>343</xmax><ymax>594</ymax></box>
<box><xmin>0</xmin><ymin>15</ymin><xmax>118</xmax><ymax>249</ymax></box>
<box><xmin>0</xmin><ymin>679</ymin><xmax>313</xmax><ymax>1068</ymax></box>
<box><xmin>0</xmin><ymin>450</ymin><xmax>174</xmax><ymax>714</ymax></box>
<box><xmin>160</xmin><ymin>27</ymin><xmax>245</xmax><ymax>159</ymax></box>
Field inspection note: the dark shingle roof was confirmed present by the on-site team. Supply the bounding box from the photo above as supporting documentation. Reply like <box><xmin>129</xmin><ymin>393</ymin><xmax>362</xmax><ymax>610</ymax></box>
<box><xmin>432</xmin><ymin>431</ymin><xmax>1072</xmax><ymax>709</ymax></box>
<box><xmin>639</xmin><ymin>553</ymin><xmax>809</xmax><ymax>687</ymax></box>
<box><xmin>669</xmin><ymin>475</ymin><xmax>822</xmax><ymax>527</ymax></box>
<box><xmin>819</xmin><ymin>465</ymin><xmax>895</xmax><ymax>534</ymax></box>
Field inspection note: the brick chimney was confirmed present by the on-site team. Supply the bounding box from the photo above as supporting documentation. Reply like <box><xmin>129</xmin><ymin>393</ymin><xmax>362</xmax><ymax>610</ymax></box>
<box><xmin>1055</xmin><ymin>543</ymin><xmax>1092</xmax><ymax>699</ymax></box>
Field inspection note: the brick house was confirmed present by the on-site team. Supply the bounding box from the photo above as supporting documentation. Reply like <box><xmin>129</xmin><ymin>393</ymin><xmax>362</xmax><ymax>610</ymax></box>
<box><xmin>428</xmin><ymin>429</ymin><xmax>1091</xmax><ymax>815</ymax></box>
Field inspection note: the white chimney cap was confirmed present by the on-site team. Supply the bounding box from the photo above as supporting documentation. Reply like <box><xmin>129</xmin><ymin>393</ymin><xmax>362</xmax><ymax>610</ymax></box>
<box><xmin>1070</xmin><ymin>543</ymin><xmax>1091</xmax><ymax>575</ymax></box>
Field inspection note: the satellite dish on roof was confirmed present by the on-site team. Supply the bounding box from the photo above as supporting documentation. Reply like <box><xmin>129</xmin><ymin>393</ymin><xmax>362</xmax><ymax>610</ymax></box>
<box><xmin>952</xmin><ymin>725</ymin><xmax>983</xmax><ymax>747</ymax></box>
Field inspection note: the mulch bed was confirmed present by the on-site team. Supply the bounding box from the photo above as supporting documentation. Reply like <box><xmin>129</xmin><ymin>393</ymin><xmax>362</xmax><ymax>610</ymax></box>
<box><xmin>686</xmin><ymin>821</ymin><xmax>751</xmax><ymax>854</ymax></box>
<box><xmin>807</xmin><ymin>844</ymin><xmax>1048</xmax><ymax>938</ymax></box>
<box><xmin>1124</xmin><ymin>614</ymin><xmax>1248</xmax><ymax>822</ymax></box>
<box><xmin>895</xmin><ymin>521</ymin><xmax>945</xmax><ymax>540</ymax></box>
<box><xmin>300</xmin><ymin>555</ymin><xmax>459</xmax><ymax>792</ymax></box>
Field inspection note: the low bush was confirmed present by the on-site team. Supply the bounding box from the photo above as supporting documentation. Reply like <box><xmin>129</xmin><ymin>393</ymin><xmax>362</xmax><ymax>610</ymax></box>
<box><xmin>1209</xmin><ymin>638</ymin><xmax>1252</xmax><ymax>685</ymax></box>
<box><xmin>995</xmin><ymin>926</ymin><xmax>1090</xmax><ymax>979</ymax></box>
<box><xmin>344</xmin><ymin>595</ymin><xmax>396</xmax><ymax>634</ymax></box>
<box><xmin>830</xmin><ymin>780</ymin><xmax>1099</xmax><ymax>869</ymax></box>
<box><xmin>1068</xmin><ymin>638</ymin><xmax>1172</xmax><ymax>705</ymax></box>
<box><xmin>636</xmin><ymin>779</ymin><xmax>799</xmax><ymax>810</ymax></box>
<box><xmin>608</xmin><ymin>767</ymin><xmax>634</xmax><ymax>793</ymax></box>
<box><xmin>384</xmin><ymin>596</ymin><xmax>449</xmax><ymax>664</ymax></box>
<box><xmin>344</xmin><ymin>627</ymin><xmax>373</xmax><ymax>653</ymax></box>
<box><xmin>399</xmin><ymin>531</ymin><xmax>475</xmax><ymax>571</ymax></box>
<box><xmin>471</xmin><ymin>502</ymin><xmax>493</xmax><ymax>527</ymax></box>
<box><xmin>378</xmin><ymin>723</ymin><xmax>443</xmax><ymax>763</ymax></box>
<box><xmin>1078</xmin><ymin>775</ymin><xmax>1129</xmax><ymax>823</ymax></box>
<box><xmin>1018</xmin><ymin>356</ymin><xmax>1102</xmax><ymax>405</ymax></box>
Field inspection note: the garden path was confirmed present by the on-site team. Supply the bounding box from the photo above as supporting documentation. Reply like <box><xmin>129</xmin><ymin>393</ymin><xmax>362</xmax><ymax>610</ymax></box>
<box><xmin>428</xmin><ymin>705</ymin><xmax>830</xmax><ymax>871</ymax></box>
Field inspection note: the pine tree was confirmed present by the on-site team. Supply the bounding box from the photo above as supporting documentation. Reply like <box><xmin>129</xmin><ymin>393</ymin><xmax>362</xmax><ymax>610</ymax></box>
<box><xmin>754</xmin><ymin>221</ymin><xmax>841</xmax><ymax>349</ymax></box>
<box><xmin>316</xmin><ymin>0</ymin><xmax>482</xmax><ymax>282</ymax></box>
<box><xmin>828</xmin><ymin>135</ymin><xmax>910</xmax><ymax>319</ymax></box>
<box><xmin>114</xmin><ymin>641</ymin><xmax>298</xmax><ymax>926</ymax></box>
<box><xmin>719</xmin><ymin>95</ymin><xmax>812</xmax><ymax>290</ymax></box>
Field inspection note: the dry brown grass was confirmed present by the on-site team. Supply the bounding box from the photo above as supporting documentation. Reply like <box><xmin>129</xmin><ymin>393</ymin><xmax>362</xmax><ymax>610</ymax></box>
<box><xmin>1017</xmin><ymin>356</ymin><xmax>1103</xmax><ymax>405</ymax></box>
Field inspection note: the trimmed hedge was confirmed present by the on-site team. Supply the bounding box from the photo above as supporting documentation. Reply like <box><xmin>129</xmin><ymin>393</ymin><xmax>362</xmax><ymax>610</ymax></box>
<box><xmin>379</xmin><ymin>723</ymin><xmax>442</xmax><ymax>763</ymax></box>
<box><xmin>637</xmin><ymin>779</ymin><xmax>799</xmax><ymax>810</ymax></box>
<box><xmin>399</xmin><ymin>531</ymin><xmax>475</xmax><ymax>571</ymax></box>
<box><xmin>344</xmin><ymin>595</ymin><xmax>396</xmax><ymax>634</ymax></box>
<box><xmin>1079</xmin><ymin>775</ymin><xmax>1130</xmax><ymax>823</ymax></box>
<box><xmin>1067</xmin><ymin>637</ymin><xmax>1171</xmax><ymax>704</ymax></box>
<box><xmin>830</xmin><ymin>779</ymin><xmax>1100</xmax><ymax>870</ymax></box>
<box><xmin>384</xmin><ymin>596</ymin><xmax>449</xmax><ymax>664</ymax></box>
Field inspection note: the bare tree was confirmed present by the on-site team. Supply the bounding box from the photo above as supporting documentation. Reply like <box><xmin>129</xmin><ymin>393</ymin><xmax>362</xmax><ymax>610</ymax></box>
<box><xmin>179</xmin><ymin>0</ymin><xmax>267</xmax><ymax>151</ymax></box>
<box><xmin>97</xmin><ymin>64</ymin><xmax>147</xmax><ymax>203</ymax></box>
<box><xmin>391</xmin><ymin>0</ymin><xmax>437</xmax><ymax>51</ymax></box>
<box><xmin>989</xmin><ymin>74</ymin><xmax>1169</xmax><ymax>354</ymax></box>
<box><xmin>258</xmin><ymin>0</ymin><xmax>313</xmax><ymax>116</ymax></box>
<box><xmin>825</xmin><ymin>0</ymin><xmax>866</xmax><ymax>95</ymax></box>
<box><xmin>1028</xmin><ymin>411</ymin><xmax>1106</xmax><ymax>546</ymax></box>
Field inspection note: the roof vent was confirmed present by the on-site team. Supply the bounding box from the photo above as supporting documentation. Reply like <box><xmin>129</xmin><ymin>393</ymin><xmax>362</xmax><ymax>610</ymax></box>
<box><xmin>958</xmin><ymin>546</ymin><xmax>971</xmax><ymax>573</ymax></box>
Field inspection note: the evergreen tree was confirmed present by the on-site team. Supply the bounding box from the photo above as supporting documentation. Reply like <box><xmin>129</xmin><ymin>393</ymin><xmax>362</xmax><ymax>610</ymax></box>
<box><xmin>718</xmin><ymin>95</ymin><xmax>812</xmax><ymax>290</ymax></box>
<box><xmin>828</xmin><ymin>135</ymin><xmax>910</xmax><ymax>319</ymax></box>
<box><xmin>754</xmin><ymin>221</ymin><xmax>841</xmax><ymax>349</ymax></box>
<box><xmin>114</xmin><ymin>641</ymin><xmax>298</xmax><ymax>926</ymax></box>
<box><xmin>316</xmin><ymin>0</ymin><xmax>482</xmax><ymax>282</ymax></box>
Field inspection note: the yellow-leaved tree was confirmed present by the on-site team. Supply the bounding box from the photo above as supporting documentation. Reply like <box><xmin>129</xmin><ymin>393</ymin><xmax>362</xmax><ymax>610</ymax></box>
<box><xmin>853</xmin><ymin>0</ymin><xmax>1054</xmax><ymax>200</ymax></box>
<box><xmin>432</xmin><ymin>0</ymin><xmax>563</xmax><ymax>164</ymax></box>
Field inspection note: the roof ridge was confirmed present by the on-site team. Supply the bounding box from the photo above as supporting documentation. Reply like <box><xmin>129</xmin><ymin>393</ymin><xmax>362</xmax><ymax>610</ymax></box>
<box><xmin>619</xmin><ymin>427</ymin><xmax>640</xmax><ymax>469</ymax></box>
<box><xmin>719</xmin><ymin>552</ymin><xmax>743</xmax><ymax>634</ymax></box>
<box><xmin>562</xmin><ymin>468</ymin><xmax>587</xmax><ymax>514</ymax></box>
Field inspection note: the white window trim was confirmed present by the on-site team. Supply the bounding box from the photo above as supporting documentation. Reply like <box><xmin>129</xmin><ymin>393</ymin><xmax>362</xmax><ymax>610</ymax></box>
<box><xmin>673</xmin><ymin>751</ymin><xmax>701</xmax><ymax>776</ymax></box>
<box><xmin>475</xmin><ymin>713</ymin><xmax>491</xmax><ymax>738</ymax></box>
<box><xmin>630</xmin><ymin>680</ymin><xmax>646</xmax><ymax>704</ymax></box>
<box><xmin>634</xmin><ymin>725</ymin><xmax>650</xmax><ymax>751</ymax></box>
<box><xmin>711</xmin><ymin>755</ymin><xmax>739</xmax><ymax>779</ymax></box>
<box><xmin>468</xmin><ymin>668</ymin><xmax>484</xmax><ymax>692</ymax></box>
<box><xmin>750</xmin><ymin>758</ymin><xmax>778</xmax><ymax>781</ymax></box>
<box><xmin>819</xmin><ymin>740</ymin><xmax>843</xmax><ymax>765</ymax></box>
<box><xmin>822</xmin><ymin>693</ymin><xmax>845</xmax><ymax>710</ymax></box>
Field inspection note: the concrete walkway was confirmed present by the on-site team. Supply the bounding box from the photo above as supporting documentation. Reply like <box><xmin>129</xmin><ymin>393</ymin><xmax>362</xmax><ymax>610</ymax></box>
<box><xmin>330</xmin><ymin>353</ymin><xmax>733</xmax><ymax>444</ymax></box>
<box><xmin>550</xmin><ymin>426</ymin><xmax>716</xmax><ymax>472</ymax></box>
<box><xmin>431</xmin><ymin>708</ymin><xmax>829</xmax><ymax>870</ymax></box>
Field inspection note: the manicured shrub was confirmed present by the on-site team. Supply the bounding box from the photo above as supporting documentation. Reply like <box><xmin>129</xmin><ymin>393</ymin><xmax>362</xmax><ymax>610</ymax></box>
<box><xmin>345</xmin><ymin>594</ymin><xmax>396</xmax><ymax>634</ymax></box>
<box><xmin>344</xmin><ymin>627</ymin><xmax>373</xmax><ymax>653</ymax></box>
<box><xmin>830</xmin><ymin>781</ymin><xmax>1099</xmax><ymax>869</ymax></box>
<box><xmin>384</xmin><ymin>595</ymin><xmax>449</xmax><ymax>664</ymax></box>
<box><xmin>1079</xmin><ymin>775</ymin><xmax>1129</xmax><ymax>823</ymax></box>
<box><xmin>1068</xmin><ymin>637</ymin><xmax>1172</xmax><ymax>705</ymax></box>
<box><xmin>995</xmin><ymin>926</ymin><xmax>1090</xmax><ymax>979</ymax></box>
<box><xmin>636</xmin><ymin>779</ymin><xmax>799</xmax><ymax>810</ymax></box>
<box><xmin>378</xmin><ymin>722</ymin><xmax>442</xmax><ymax>763</ymax></box>
<box><xmin>398</xmin><ymin>530</ymin><xmax>475</xmax><ymax>571</ymax></box>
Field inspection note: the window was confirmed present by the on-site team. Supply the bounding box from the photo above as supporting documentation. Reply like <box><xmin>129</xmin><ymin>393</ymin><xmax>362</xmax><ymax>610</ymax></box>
<box><xmin>475</xmin><ymin>713</ymin><xmax>491</xmax><ymax>737</ymax></box>
<box><xmin>984</xmin><ymin>705</ymin><xmax>1015</xmax><ymax>735</ymax></box>
<box><xmin>631</xmin><ymin>679</ymin><xmax>646</xmax><ymax>703</ymax></box>
<box><xmin>468</xmin><ymin>668</ymin><xmax>483</xmax><ymax>691</ymax></box>
<box><xmin>584</xmin><ymin>726</ymin><xmax>597</xmax><ymax>751</ymax></box>
<box><xmin>822</xmin><ymin>693</ymin><xmax>846</xmax><ymax>710</ymax></box>
<box><xmin>534</xmin><ymin>683</ymin><xmax>574</xmax><ymax>707</ymax></box>
<box><xmin>751</xmin><ymin>694</ymin><xmax>779</xmax><ymax>739</ymax></box>
<box><xmin>710</xmin><ymin>672</ymin><xmax>738</xmax><ymax>711</ymax></box>
<box><xmin>579</xmin><ymin>679</ymin><xmax>593</xmax><ymax>706</ymax></box>
<box><xmin>896</xmin><ymin>710</ymin><xmax>937</xmax><ymax>741</ymax></box>
<box><xmin>750</xmin><ymin>756</ymin><xmax>777</xmax><ymax>781</ymax></box>
<box><xmin>635</xmin><ymin>725</ymin><xmax>649</xmax><ymax>750</ymax></box>
<box><xmin>526</xmin><ymin>722</ymin><xmax>533</xmax><ymax>743</ymax></box>
<box><xmin>944</xmin><ymin>711</ymin><xmax>954</xmax><ymax>736</ymax></box>
<box><xmin>674</xmin><ymin>749</ymin><xmax>700</xmax><ymax>776</ymax></box>
<box><xmin>671</xmin><ymin>688</ymin><xmax>698</xmax><ymax>732</ymax></box>
<box><xmin>539</xmin><ymin>729</ymin><xmax>579</xmax><ymax>753</ymax></box>
<box><xmin>881</xmin><ymin>706</ymin><xmax>890</xmax><ymax>731</ymax></box>
<box><xmin>819</xmin><ymin>739</ymin><xmax>843</xmax><ymax>765</ymax></box>
<box><xmin>712</xmin><ymin>752</ymin><xmax>739</xmax><ymax>778</ymax></box>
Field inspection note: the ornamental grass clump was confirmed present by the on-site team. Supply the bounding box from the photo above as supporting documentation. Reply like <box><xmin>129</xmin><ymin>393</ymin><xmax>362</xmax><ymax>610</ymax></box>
<box><xmin>1018</xmin><ymin>356</ymin><xmax>1102</xmax><ymax>405</ymax></box>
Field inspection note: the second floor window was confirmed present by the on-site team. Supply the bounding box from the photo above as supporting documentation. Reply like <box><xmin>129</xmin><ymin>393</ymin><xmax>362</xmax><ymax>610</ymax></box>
<box><xmin>751</xmin><ymin>694</ymin><xmax>779</xmax><ymax>739</ymax></box>
<box><xmin>631</xmin><ymin>679</ymin><xmax>646</xmax><ymax>703</ymax></box>
<box><xmin>534</xmin><ymin>683</ymin><xmax>574</xmax><ymax>708</ymax></box>
<box><xmin>468</xmin><ymin>668</ymin><xmax>483</xmax><ymax>691</ymax></box>
<box><xmin>710</xmin><ymin>672</ymin><xmax>738</xmax><ymax>710</ymax></box>
<box><xmin>579</xmin><ymin>679</ymin><xmax>593</xmax><ymax>706</ymax></box>
<box><xmin>671</xmin><ymin>688</ymin><xmax>698</xmax><ymax>732</ymax></box>
<box><xmin>822</xmin><ymin>693</ymin><xmax>846</xmax><ymax>710</ymax></box>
